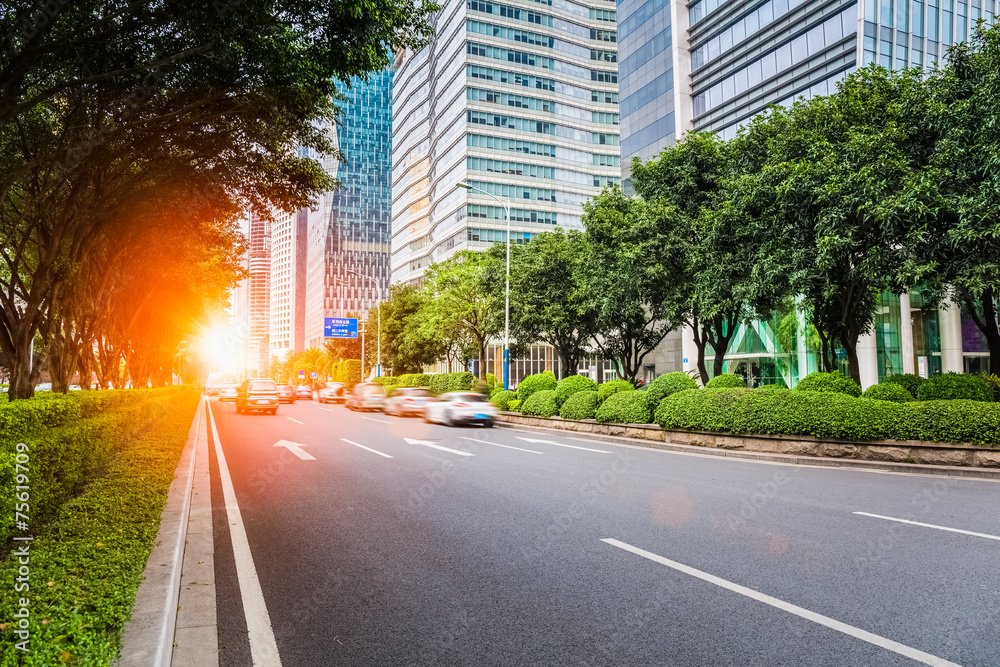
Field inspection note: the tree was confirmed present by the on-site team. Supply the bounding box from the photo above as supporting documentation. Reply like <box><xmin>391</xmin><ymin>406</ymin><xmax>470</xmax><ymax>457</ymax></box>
<box><xmin>418</xmin><ymin>251</ymin><xmax>501</xmax><ymax>379</ymax></box>
<box><xmin>365</xmin><ymin>283</ymin><xmax>442</xmax><ymax>376</ymax></box>
<box><xmin>484</xmin><ymin>230</ymin><xmax>594</xmax><ymax>379</ymax></box>
<box><xmin>580</xmin><ymin>187</ymin><xmax>678</xmax><ymax>383</ymax></box>
<box><xmin>726</xmin><ymin>67</ymin><xmax>933</xmax><ymax>384</ymax></box>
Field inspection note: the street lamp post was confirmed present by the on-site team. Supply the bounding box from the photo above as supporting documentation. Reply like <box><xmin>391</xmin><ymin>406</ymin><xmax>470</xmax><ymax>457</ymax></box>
<box><xmin>456</xmin><ymin>180</ymin><xmax>511</xmax><ymax>390</ymax></box>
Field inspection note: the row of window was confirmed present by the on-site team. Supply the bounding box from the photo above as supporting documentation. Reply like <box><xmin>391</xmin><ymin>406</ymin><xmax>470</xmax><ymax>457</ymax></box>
<box><xmin>468</xmin><ymin>87</ymin><xmax>553</xmax><ymax>112</ymax></box>
<box><xmin>467</xmin><ymin>228</ymin><xmax>537</xmax><ymax>244</ymax></box>
<box><xmin>591</xmin><ymin>49</ymin><xmax>617</xmax><ymax>62</ymax></box>
<box><xmin>593</xmin><ymin>90</ymin><xmax>618</xmax><ymax>103</ymax></box>
<box><xmin>690</xmin><ymin>0</ymin><xmax>729</xmax><ymax>26</ymax></box>
<box><xmin>593</xmin><ymin>111</ymin><xmax>619</xmax><ymax>124</ymax></box>
<box><xmin>468</xmin><ymin>110</ymin><xmax>555</xmax><ymax>134</ymax></box>
<box><xmin>467</xmin><ymin>19</ymin><xmax>554</xmax><ymax>48</ymax></box>
<box><xmin>468</xmin><ymin>157</ymin><xmax>556</xmax><ymax>178</ymax></box>
<box><xmin>590</xmin><ymin>8</ymin><xmax>616</xmax><ymax>21</ymax></box>
<box><xmin>592</xmin><ymin>69</ymin><xmax>618</xmax><ymax>83</ymax></box>
<box><xmin>594</xmin><ymin>175</ymin><xmax>621</xmax><ymax>187</ymax></box>
<box><xmin>593</xmin><ymin>132</ymin><xmax>620</xmax><ymax>145</ymax></box>
<box><xmin>468</xmin><ymin>65</ymin><xmax>555</xmax><ymax>91</ymax></box>
<box><xmin>868</xmin><ymin>0</ymin><xmax>994</xmax><ymax>44</ymax></box>
<box><xmin>467</xmin><ymin>0</ymin><xmax>551</xmax><ymax>26</ymax></box>
<box><xmin>591</xmin><ymin>28</ymin><xmax>617</xmax><ymax>42</ymax></box>
<box><xmin>467</xmin><ymin>134</ymin><xmax>557</xmax><ymax>157</ymax></box>
<box><xmin>692</xmin><ymin>6</ymin><xmax>857</xmax><ymax>117</ymax></box>
<box><xmin>691</xmin><ymin>0</ymin><xmax>810</xmax><ymax>70</ymax></box>
<box><xmin>466</xmin><ymin>180</ymin><xmax>558</xmax><ymax>201</ymax></box>
<box><xmin>594</xmin><ymin>153</ymin><xmax>620</xmax><ymax>166</ymax></box>
<box><xmin>468</xmin><ymin>205</ymin><xmax>558</xmax><ymax>224</ymax></box>
<box><xmin>468</xmin><ymin>42</ymin><xmax>554</xmax><ymax>69</ymax></box>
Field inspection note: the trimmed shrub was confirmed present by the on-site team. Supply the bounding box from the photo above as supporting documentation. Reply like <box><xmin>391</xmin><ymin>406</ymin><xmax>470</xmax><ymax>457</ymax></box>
<box><xmin>596</xmin><ymin>390</ymin><xmax>653</xmax><ymax>424</ymax></box>
<box><xmin>705</xmin><ymin>373</ymin><xmax>746</xmax><ymax>389</ymax></box>
<box><xmin>330</xmin><ymin>359</ymin><xmax>363</xmax><ymax>388</ymax></box>
<box><xmin>508</xmin><ymin>398</ymin><xmax>522</xmax><ymax>412</ymax></box>
<box><xmin>490</xmin><ymin>384</ymin><xmax>508</xmax><ymax>401</ymax></box>
<box><xmin>559</xmin><ymin>390</ymin><xmax>600</xmax><ymax>420</ymax></box>
<box><xmin>916</xmin><ymin>372</ymin><xmax>992</xmax><ymax>402</ymax></box>
<box><xmin>491</xmin><ymin>390</ymin><xmax>517</xmax><ymax>411</ymax></box>
<box><xmin>862</xmin><ymin>383</ymin><xmax>915</xmax><ymax>403</ymax></box>
<box><xmin>486</xmin><ymin>373</ymin><xmax>498</xmax><ymax>395</ymax></box>
<box><xmin>555</xmin><ymin>375</ymin><xmax>597</xmax><ymax>406</ymax></box>
<box><xmin>654</xmin><ymin>388</ymin><xmax>745</xmax><ymax>433</ymax></box>
<box><xmin>643</xmin><ymin>372</ymin><xmax>697</xmax><ymax>410</ymax></box>
<box><xmin>449</xmin><ymin>371</ymin><xmax>475</xmax><ymax>392</ymax></box>
<box><xmin>882</xmin><ymin>373</ymin><xmax>924</xmax><ymax>398</ymax></box>
<box><xmin>794</xmin><ymin>370</ymin><xmax>862</xmax><ymax>397</ymax></box>
<box><xmin>907</xmin><ymin>399</ymin><xmax>1000</xmax><ymax>444</ymax></box>
<box><xmin>521</xmin><ymin>389</ymin><xmax>560</xmax><ymax>417</ymax></box>
<box><xmin>516</xmin><ymin>370</ymin><xmax>557</xmax><ymax>402</ymax></box>
<box><xmin>598</xmin><ymin>378</ymin><xmax>635</xmax><ymax>404</ymax></box>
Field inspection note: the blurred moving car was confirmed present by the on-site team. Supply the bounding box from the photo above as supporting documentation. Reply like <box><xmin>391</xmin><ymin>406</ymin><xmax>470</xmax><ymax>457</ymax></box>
<box><xmin>424</xmin><ymin>392</ymin><xmax>496</xmax><ymax>427</ymax></box>
<box><xmin>236</xmin><ymin>378</ymin><xmax>280</xmax><ymax>414</ymax></box>
<box><xmin>295</xmin><ymin>384</ymin><xmax>314</xmax><ymax>400</ymax></box>
<box><xmin>382</xmin><ymin>387</ymin><xmax>432</xmax><ymax>416</ymax></box>
<box><xmin>318</xmin><ymin>382</ymin><xmax>346</xmax><ymax>404</ymax></box>
<box><xmin>346</xmin><ymin>383</ymin><xmax>386</xmax><ymax>411</ymax></box>
<box><xmin>277</xmin><ymin>384</ymin><xmax>297</xmax><ymax>403</ymax></box>
<box><xmin>206</xmin><ymin>383</ymin><xmax>219</xmax><ymax>396</ymax></box>
<box><xmin>217</xmin><ymin>384</ymin><xmax>238</xmax><ymax>402</ymax></box>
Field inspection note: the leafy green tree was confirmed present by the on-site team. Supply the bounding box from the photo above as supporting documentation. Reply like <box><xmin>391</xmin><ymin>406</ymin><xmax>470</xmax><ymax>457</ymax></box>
<box><xmin>581</xmin><ymin>187</ymin><xmax>678</xmax><ymax>383</ymax></box>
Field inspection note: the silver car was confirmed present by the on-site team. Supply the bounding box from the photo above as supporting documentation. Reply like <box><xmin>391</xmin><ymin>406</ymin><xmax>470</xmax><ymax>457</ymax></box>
<box><xmin>346</xmin><ymin>383</ymin><xmax>386</xmax><ymax>411</ymax></box>
<box><xmin>424</xmin><ymin>392</ymin><xmax>496</xmax><ymax>427</ymax></box>
<box><xmin>217</xmin><ymin>384</ymin><xmax>238</xmax><ymax>402</ymax></box>
<box><xmin>383</xmin><ymin>387</ymin><xmax>432</xmax><ymax>416</ymax></box>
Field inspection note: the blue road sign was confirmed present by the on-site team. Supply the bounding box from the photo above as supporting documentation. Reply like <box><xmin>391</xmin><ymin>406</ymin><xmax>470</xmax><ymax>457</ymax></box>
<box><xmin>324</xmin><ymin>317</ymin><xmax>359</xmax><ymax>338</ymax></box>
<box><xmin>310</xmin><ymin>371</ymin><xmax>317</xmax><ymax>378</ymax></box>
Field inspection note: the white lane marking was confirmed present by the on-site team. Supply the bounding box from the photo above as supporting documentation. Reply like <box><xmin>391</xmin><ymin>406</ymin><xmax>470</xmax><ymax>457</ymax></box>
<box><xmin>459</xmin><ymin>436</ymin><xmax>543</xmax><ymax>454</ymax></box>
<box><xmin>316</xmin><ymin>406</ymin><xmax>337</xmax><ymax>413</ymax></box>
<box><xmin>853</xmin><ymin>512</ymin><xmax>1000</xmax><ymax>542</ymax></box>
<box><xmin>361</xmin><ymin>416</ymin><xmax>392</xmax><ymax>424</ymax></box>
<box><xmin>516</xmin><ymin>437</ymin><xmax>611</xmax><ymax>454</ymax></box>
<box><xmin>602</xmin><ymin>538</ymin><xmax>960</xmax><ymax>667</ymax></box>
<box><xmin>404</xmin><ymin>437</ymin><xmax>475</xmax><ymax>457</ymax></box>
<box><xmin>286</xmin><ymin>417</ymin><xmax>304</xmax><ymax>424</ymax></box>
<box><xmin>273</xmin><ymin>440</ymin><xmax>315</xmax><ymax>461</ymax></box>
<box><xmin>207</xmin><ymin>402</ymin><xmax>283</xmax><ymax>666</ymax></box>
<box><xmin>341</xmin><ymin>439</ymin><xmax>394</xmax><ymax>459</ymax></box>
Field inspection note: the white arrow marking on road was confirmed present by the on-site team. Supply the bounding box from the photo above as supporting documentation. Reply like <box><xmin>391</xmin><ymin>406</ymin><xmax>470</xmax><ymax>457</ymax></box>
<box><xmin>404</xmin><ymin>438</ymin><xmax>475</xmax><ymax>457</ymax></box>
<box><xmin>515</xmin><ymin>437</ymin><xmax>611</xmax><ymax>454</ymax></box>
<box><xmin>273</xmin><ymin>440</ymin><xmax>316</xmax><ymax>460</ymax></box>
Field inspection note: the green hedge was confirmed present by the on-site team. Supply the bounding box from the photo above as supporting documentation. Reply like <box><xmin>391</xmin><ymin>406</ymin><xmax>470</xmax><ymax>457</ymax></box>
<box><xmin>862</xmin><ymin>383</ymin><xmax>915</xmax><ymax>402</ymax></box>
<box><xmin>596</xmin><ymin>390</ymin><xmax>653</xmax><ymax>424</ymax></box>
<box><xmin>491</xmin><ymin>390</ymin><xmax>517</xmax><ymax>411</ymax></box>
<box><xmin>508</xmin><ymin>398</ymin><xmax>522</xmax><ymax>411</ymax></box>
<box><xmin>705</xmin><ymin>373</ymin><xmax>746</xmax><ymax>389</ymax></box>
<box><xmin>516</xmin><ymin>371</ymin><xmax>557</xmax><ymax>402</ymax></box>
<box><xmin>916</xmin><ymin>372</ymin><xmax>992</xmax><ymax>402</ymax></box>
<box><xmin>597</xmin><ymin>379</ymin><xmax>634</xmax><ymax>404</ymax></box>
<box><xmin>794</xmin><ymin>371</ymin><xmax>862</xmax><ymax>397</ymax></box>
<box><xmin>644</xmin><ymin>372</ymin><xmax>697</xmax><ymax>410</ymax></box>
<box><xmin>654</xmin><ymin>387</ymin><xmax>1000</xmax><ymax>446</ymax></box>
<box><xmin>521</xmin><ymin>389</ymin><xmax>560</xmax><ymax>417</ymax></box>
<box><xmin>330</xmin><ymin>359</ymin><xmax>362</xmax><ymax>387</ymax></box>
<box><xmin>0</xmin><ymin>388</ymin><xmax>201</xmax><ymax>666</ymax></box>
<box><xmin>882</xmin><ymin>373</ymin><xmax>924</xmax><ymax>398</ymax></box>
<box><xmin>428</xmin><ymin>372</ymin><xmax>475</xmax><ymax>395</ymax></box>
<box><xmin>559</xmin><ymin>390</ymin><xmax>600</xmax><ymax>420</ymax></box>
<box><xmin>554</xmin><ymin>375</ymin><xmax>597</xmax><ymax>406</ymax></box>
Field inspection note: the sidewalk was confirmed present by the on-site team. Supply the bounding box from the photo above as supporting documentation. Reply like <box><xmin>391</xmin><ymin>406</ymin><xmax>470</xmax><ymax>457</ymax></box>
<box><xmin>118</xmin><ymin>397</ymin><xmax>219</xmax><ymax>667</ymax></box>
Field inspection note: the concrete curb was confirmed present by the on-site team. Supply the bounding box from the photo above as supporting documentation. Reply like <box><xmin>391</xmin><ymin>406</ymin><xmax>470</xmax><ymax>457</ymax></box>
<box><xmin>118</xmin><ymin>396</ymin><xmax>218</xmax><ymax>666</ymax></box>
<box><xmin>495</xmin><ymin>420</ymin><xmax>1000</xmax><ymax>481</ymax></box>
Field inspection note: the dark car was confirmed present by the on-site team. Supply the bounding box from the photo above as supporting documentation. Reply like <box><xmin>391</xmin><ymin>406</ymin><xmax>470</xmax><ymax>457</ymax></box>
<box><xmin>318</xmin><ymin>382</ymin><xmax>345</xmax><ymax>404</ymax></box>
<box><xmin>277</xmin><ymin>384</ymin><xmax>297</xmax><ymax>403</ymax></box>
<box><xmin>235</xmin><ymin>378</ymin><xmax>280</xmax><ymax>415</ymax></box>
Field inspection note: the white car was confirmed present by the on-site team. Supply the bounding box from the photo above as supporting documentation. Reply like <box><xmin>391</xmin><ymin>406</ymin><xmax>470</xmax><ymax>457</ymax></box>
<box><xmin>217</xmin><ymin>384</ymin><xmax>238</xmax><ymax>402</ymax></box>
<box><xmin>424</xmin><ymin>392</ymin><xmax>496</xmax><ymax>427</ymax></box>
<box><xmin>383</xmin><ymin>387</ymin><xmax>432</xmax><ymax>416</ymax></box>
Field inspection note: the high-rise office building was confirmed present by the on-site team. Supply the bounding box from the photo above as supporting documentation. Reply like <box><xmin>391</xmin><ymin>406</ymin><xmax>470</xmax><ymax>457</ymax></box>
<box><xmin>305</xmin><ymin>70</ymin><xmax>393</xmax><ymax>349</ymax></box>
<box><xmin>246</xmin><ymin>211</ymin><xmax>271</xmax><ymax>376</ymax></box>
<box><xmin>617</xmin><ymin>0</ymin><xmax>996</xmax><ymax>385</ymax></box>
<box><xmin>269</xmin><ymin>208</ymin><xmax>307</xmax><ymax>355</ymax></box>
<box><xmin>390</xmin><ymin>0</ymin><xmax>623</xmax><ymax>285</ymax></box>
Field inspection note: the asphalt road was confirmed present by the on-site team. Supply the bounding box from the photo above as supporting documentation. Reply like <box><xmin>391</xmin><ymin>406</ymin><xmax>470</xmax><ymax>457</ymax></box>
<box><xmin>204</xmin><ymin>395</ymin><xmax>1000</xmax><ymax>666</ymax></box>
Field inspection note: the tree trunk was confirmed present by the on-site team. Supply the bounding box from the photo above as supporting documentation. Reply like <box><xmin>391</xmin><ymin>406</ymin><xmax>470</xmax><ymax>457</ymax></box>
<box><xmin>691</xmin><ymin>317</ymin><xmax>710</xmax><ymax>385</ymax></box>
<box><xmin>7</xmin><ymin>341</ymin><xmax>38</xmax><ymax>401</ymax></box>
<box><xmin>841</xmin><ymin>330</ymin><xmax>862</xmax><ymax>386</ymax></box>
<box><xmin>963</xmin><ymin>289</ymin><xmax>1000</xmax><ymax>375</ymax></box>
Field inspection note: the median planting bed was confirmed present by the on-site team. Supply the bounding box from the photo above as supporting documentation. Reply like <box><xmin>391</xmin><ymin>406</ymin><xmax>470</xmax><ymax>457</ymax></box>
<box><xmin>0</xmin><ymin>387</ymin><xmax>201</xmax><ymax>666</ymax></box>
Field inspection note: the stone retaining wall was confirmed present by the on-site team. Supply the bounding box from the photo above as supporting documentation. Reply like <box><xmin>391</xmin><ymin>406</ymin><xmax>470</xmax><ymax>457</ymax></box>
<box><xmin>497</xmin><ymin>413</ymin><xmax>1000</xmax><ymax>468</ymax></box>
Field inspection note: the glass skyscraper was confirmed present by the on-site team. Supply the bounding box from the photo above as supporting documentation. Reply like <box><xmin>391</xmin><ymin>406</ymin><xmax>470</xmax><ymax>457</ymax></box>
<box><xmin>305</xmin><ymin>70</ymin><xmax>394</xmax><ymax>349</ymax></box>
<box><xmin>390</xmin><ymin>0</ymin><xmax>623</xmax><ymax>285</ymax></box>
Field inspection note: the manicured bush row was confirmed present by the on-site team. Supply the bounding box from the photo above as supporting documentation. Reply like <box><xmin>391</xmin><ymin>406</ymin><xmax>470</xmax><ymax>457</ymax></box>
<box><xmin>516</xmin><ymin>371</ymin><xmax>557</xmax><ymax>402</ymax></box>
<box><xmin>915</xmin><ymin>372</ymin><xmax>992</xmax><ymax>402</ymax></box>
<box><xmin>329</xmin><ymin>359</ymin><xmax>362</xmax><ymax>388</ymax></box>
<box><xmin>597</xmin><ymin>378</ymin><xmax>634</xmax><ymax>404</ymax></box>
<box><xmin>862</xmin><ymin>383</ymin><xmax>914</xmax><ymax>402</ymax></box>
<box><xmin>0</xmin><ymin>388</ymin><xmax>201</xmax><ymax>666</ymax></box>
<box><xmin>705</xmin><ymin>373</ymin><xmax>746</xmax><ymax>389</ymax></box>
<box><xmin>793</xmin><ymin>371</ymin><xmax>862</xmax><ymax>397</ymax></box>
<box><xmin>428</xmin><ymin>371</ymin><xmax>474</xmax><ymax>395</ymax></box>
<box><xmin>508</xmin><ymin>398</ymin><xmax>522</xmax><ymax>411</ymax></box>
<box><xmin>654</xmin><ymin>387</ymin><xmax>1000</xmax><ymax>446</ymax></box>
<box><xmin>491</xmin><ymin>390</ymin><xmax>517</xmax><ymax>411</ymax></box>
<box><xmin>596</xmin><ymin>390</ymin><xmax>652</xmax><ymax>424</ymax></box>
<box><xmin>521</xmin><ymin>389</ymin><xmax>560</xmax><ymax>417</ymax></box>
<box><xmin>554</xmin><ymin>375</ymin><xmax>597</xmax><ymax>406</ymax></box>
<box><xmin>643</xmin><ymin>372</ymin><xmax>697</xmax><ymax>410</ymax></box>
<box><xmin>882</xmin><ymin>372</ymin><xmax>924</xmax><ymax>398</ymax></box>
<box><xmin>559</xmin><ymin>390</ymin><xmax>600</xmax><ymax>420</ymax></box>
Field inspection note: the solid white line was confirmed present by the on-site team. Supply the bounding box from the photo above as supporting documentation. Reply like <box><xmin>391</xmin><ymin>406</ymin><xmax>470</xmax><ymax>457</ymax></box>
<box><xmin>459</xmin><ymin>436</ymin><xmax>544</xmax><ymax>454</ymax></box>
<box><xmin>515</xmin><ymin>437</ymin><xmax>611</xmax><ymax>454</ymax></box>
<box><xmin>207</xmin><ymin>402</ymin><xmax>282</xmax><ymax>666</ymax></box>
<box><xmin>316</xmin><ymin>406</ymin><xmax>337</xmax><ymax>413</ymax></box>
<box><xmin>853</xmin><ymin>512</ymin><xmax>1000</xmax><ymax>541</ymax></box>
<box><xmin>361</xmin><ymin>416</ymin><xmax>392</xmax><ymax>424</ymax></box>
<box><xmin>404</xmin><ymin>438</ymin><xmax>475</xmax><ymax>457</ymax></box>
<box><xmin>341</xmin><ymin>439</ymin><xmax>394</xmax><ymax>459</ymax></box>
<box><xmin>286</xmin><ymin>417</ymin><xmax>304</xmax><ymax>424</ymax></box>
<box><xmin>601</xmin><ymin>538</ymin><xmax>960</xmax><ymax>667</ymax></box>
